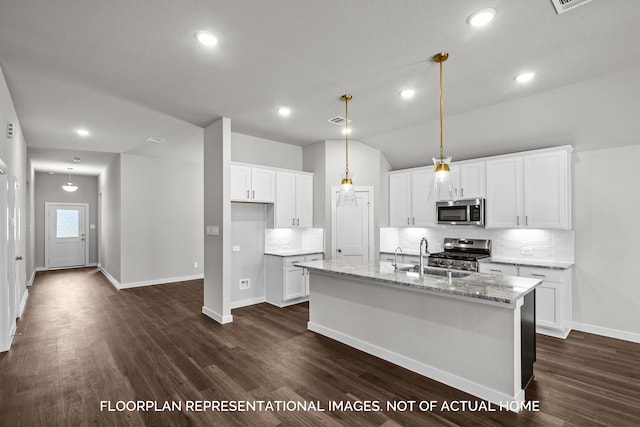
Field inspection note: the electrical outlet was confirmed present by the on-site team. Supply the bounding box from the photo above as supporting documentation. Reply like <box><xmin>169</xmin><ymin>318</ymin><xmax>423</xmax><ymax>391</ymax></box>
<box><xmin>193</xmin><ymin>261</ymin><xmax>198</xmax><ymax>268</ymax></box>
<box><xmin>239</xmin><ymin>278</ymin><xmax>250</xmax><ymax>290</ymax></box>
<box><xmin>232</xmin><ymin>246</ymin><xmax>240</xmax><ymax>252</ymax></box>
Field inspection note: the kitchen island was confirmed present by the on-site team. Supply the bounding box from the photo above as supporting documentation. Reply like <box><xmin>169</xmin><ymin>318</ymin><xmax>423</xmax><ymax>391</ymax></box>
<box><xmin>296</xmin><ymin>259</ymin><xmax>541</xmax><ymax>410</ymax></box>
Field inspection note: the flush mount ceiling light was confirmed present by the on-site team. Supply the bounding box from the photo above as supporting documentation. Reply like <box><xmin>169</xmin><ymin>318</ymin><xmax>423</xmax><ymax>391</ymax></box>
<box><xmin>73</xmin><ymin>156</ymin><xmax>81</xmax><ymax>163</ymax></box>
<box><xmin>278</xmin><ymin>107</ymin><xmax>291</xmax><ymax>117</ymax></box>
<box><xmin>62</xmin><ymin>167</ymin><xmax>78</xmax><ymax>192</ymax></box>
<box><xmin>195</xmin><ymin>31</ymin><xmax>219</xmax><ymax>47</ymax></box>
<box><xmin>431</xmin><ymin>52</ymin><xmax>453</xmax><ymax>199</ymax></box>
<box><xmin>467</xmin><ymin>8</ymin><xmax>496</xmax><ymax>26</ymax></box>
<box><xmin>76</xmin><ymin>128</ymin><xmax>90</xmax><ymax>137</ymax></box>
<box><xmin>337</xmin><ymin>94</ymin><xmax>357</xmax><ymax>207</ymax></box>
<box><xmin>400</xmin><ymin>89</ymin><xmax>416</xmax><ymax>99</ymax></box>
<box><xmin>515</xmin><ymin>71</ymin><xmax>536</xmax><ymax>83</ymax></box>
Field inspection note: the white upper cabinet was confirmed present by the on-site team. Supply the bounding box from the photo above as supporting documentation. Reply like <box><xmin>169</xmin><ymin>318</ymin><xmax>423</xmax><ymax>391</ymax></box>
<box><xmin>230</xmin><ymin>164</ymin><xmax>275</xmax><ymax>203</ymax></box>
<box><xmin>436</xmin><ymin>161</ymin><xmax>486</xmax><ymax>201</ymax></box>
<box><xmin>486</xmin><ymin>147</ymin><xmax>571</xmax><ymax>229</ymax></box>
<box><xmin>274</xmin><ymin>171</ymin><xmax>313</xmax><ymax>228</ymax></box>
<box><xmin>389</xmin><ymin>168</ymin><xmax>436</xmax><ymax>227</ymax></box>
<box><xmin>485</xmin><ymin>156</ymin><xmax>524</xmax><ymax>228</ymax></box>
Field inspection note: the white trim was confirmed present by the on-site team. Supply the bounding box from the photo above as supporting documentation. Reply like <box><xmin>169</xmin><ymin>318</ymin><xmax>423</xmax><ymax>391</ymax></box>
<box><xmin>308</xmin><ymin>321</ymin><xmax>525</xmax><ymax>412</ymax></box>
<box><xmin>27</xmin><ymin>269</ymin><xmax>37</xmax><ymax>286</ymax></box>
<box><xmin>230</xmin><ymin>296</ymin><xmax>265</xmax><ymax>309</ymax></box>
<box><xmin>99</xmin><ymin>269</ymin><xmax>203</xmax><ymax>291</ymax></box>
<box><xmin>44</xmin><ymin>202</ymin><xmax>90</xmax><ymax>269</ymax></box>
<box><xmin>8</xmin><ymin>321</ymin><xmax>16</xmax><ymax>349</ymax></box>
<box><xmin>265</xmin><ymin>297</ymin><xmax>309</xmax><ymax>308</ymax></box>
<box><xmin>572</xmin><ymin>322</ymin><xmax>640</xmax><ymax>344</ymax></box>
<box><xmin>536</xmin><ymin>326</ymin><xmax>571</xmax><ymax>339</ymax></box>
<box><xmin>202</xmin><ymin>305</ymin><xmax>233</xmax><ymax>324</ymax></box>
<box><xmin>118</xmin><ymin>274</ymin><xmax>204</xmax><ymax>290</ymax></box>
<box><xmin>18</xmin><ymin>289</ymin><xmax>28</xmax><ymax>317</ymax></box>
<box><xmin>99</xmin><ymin>268</ymin><xmax>121</xmax><ymax>290</ymax></box>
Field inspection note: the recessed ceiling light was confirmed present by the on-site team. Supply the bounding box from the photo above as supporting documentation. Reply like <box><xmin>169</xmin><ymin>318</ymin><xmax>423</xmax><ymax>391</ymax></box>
<box><xmin>73</xmin><ymin>156</ymin><xmax>81</xmax><ymax>162</ymax></box>
<box><xmin>195</xmin><ymin>31</ymin><xmax>219</xmax><ymax>47</ymax></box>
<box><xmin>278</xmin><ymin>107</ymin><xmax>291</xmax><ymax>117</ymax></box>
<box><xmin>468</xmin><ymin>8</ymin><xmax>496</xmax><ymax>26</ymax></box>
<box><xmin>400</xmin><ymin>89</ymin><xmax>415</xmax><ymax>99</ymax></box>
<box><xmin>76</xmin><ymin>128</ymin><xmax>90</xmax><ymax>137</ymax></box>
<box><xmin>341</xmin><ymin>128</ymin><xmax>352</xmax><ymax>135</ymax></box>
<box><xmin>515</xmin><ymin>71</ymin><xmax>536</xmax><ymax>83</ymax></box>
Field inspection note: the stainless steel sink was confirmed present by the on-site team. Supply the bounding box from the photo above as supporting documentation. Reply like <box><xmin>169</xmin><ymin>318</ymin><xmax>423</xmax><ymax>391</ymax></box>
<box><xmin>397</xmin><ymin>265</ymin><xmax>471</xmax><ymax>278</ymax></box>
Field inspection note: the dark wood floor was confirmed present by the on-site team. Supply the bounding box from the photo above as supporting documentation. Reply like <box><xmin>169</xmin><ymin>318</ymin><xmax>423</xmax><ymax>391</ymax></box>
<box><xmin>1</xmin><ymin>268</ymin><xmax>638</xmax><ymax>426</ymax></box>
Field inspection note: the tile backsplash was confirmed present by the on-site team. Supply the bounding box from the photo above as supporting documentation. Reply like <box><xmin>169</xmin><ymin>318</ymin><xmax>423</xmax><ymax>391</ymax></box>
<box><xmin>380</xmin><ymin>227</ymin><xmax>574</xmax><ymax>263</ymax></box>
<box><xmin>265</xmin><ymin>228</ymin><xmax>324</xmax><ymax>253</ymax></box>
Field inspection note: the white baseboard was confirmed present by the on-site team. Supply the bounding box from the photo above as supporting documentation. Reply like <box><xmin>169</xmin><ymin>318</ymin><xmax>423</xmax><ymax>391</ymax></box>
<box><xmin>308</xmin><ymin>321</ymin><xmax>526</xmax><ymax>411</ymax></box>
<box><xmin>27</xmin><ymin>269</ymin><xmax>37</xmax><ymax>286</ymax></box>
<box><xmin>18</xmin><ymin>289</ymin><xmax>29</xmax><ymax>318</ymax></box>
<box><xmin>202</xmin><ymin>306</ymin><xmax>233</xmax><ymax>324</ymax></box>
<box><xmin>230</xmin><ymin>296</ymin><xmax>265</xmax><ymax>309</ymax></box>
<box><xmin>265</xmin><ymin>296</ymin><xmax>309</xmax><ymax>308</ymax></box>
<box><xmin>99</xmin><ymin>268</ymin><xmax>121</xmax><ymax>290</ymax></box>
<box><xmin>8</xmin><ymin>320</ymin><xmax>16</xmax><ymax>349</ymax></box>
<box><xmin>118</xmin><ymin>274</ymin><xmax>204</xmax><ymax>290</ymax></box>
<box><xmin>572</xmin><ymin>322</ymin><xmax>640</xmax><ymax>344</ymax></box>
<box><xmin>536</xmin><ymin>326</ymin><xmax>570</xmax><ymax>339</ymax></box>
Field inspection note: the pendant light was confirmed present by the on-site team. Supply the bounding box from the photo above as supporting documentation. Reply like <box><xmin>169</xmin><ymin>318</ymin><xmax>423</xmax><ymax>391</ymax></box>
<box><xmin>431</xmin><ymin>52</ymin><xmax>454</xmax><ymax>199</ymax></box>
<box><xmin>337</xmin><ymin>94</ymin><xmax>357</xmax><ymax>207</ymax></box>
<box><xmin>62</xmin><ymin>168</ymin><xmax>78</xmax><ymax>192</ymax></box>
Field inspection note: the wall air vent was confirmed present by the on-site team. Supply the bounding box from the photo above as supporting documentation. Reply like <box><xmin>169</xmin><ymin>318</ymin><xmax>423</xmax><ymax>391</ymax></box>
<box><xmin>550</xmin><ymin>0</ymin><xmax>594</xmax><ymax>14</ymax></box>
<box><xmin>7</xmin><ymin>122</ymin><xmax>14</xmax><ymax>139</ymax></box>
<box><xmin>328</xmin><ymin>116</ymin><xmax>351</xmax><ymax>126</ymax></box>
<box><xmin>145</xmin><ymin>136</ymin><xmax>165</xmax><ymax>143</ymax></box>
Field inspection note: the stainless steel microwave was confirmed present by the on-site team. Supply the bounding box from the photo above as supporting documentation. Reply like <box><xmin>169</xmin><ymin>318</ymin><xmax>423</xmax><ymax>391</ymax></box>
<box><xmin>436</xmin><ymin>199</ymin><xmax>485</xmax><ymax>226</ymax></box>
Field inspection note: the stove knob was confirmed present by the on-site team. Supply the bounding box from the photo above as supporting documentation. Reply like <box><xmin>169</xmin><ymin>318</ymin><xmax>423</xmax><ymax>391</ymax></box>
<box><xmin>448</xmin><ymin>260</ymin><xmax>454</xmax><ymax>266</ymax></box>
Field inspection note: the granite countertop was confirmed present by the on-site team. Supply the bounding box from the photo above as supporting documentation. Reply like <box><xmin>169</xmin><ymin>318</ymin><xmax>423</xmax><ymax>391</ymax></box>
<box><xmin>479</xmin><ymin>257</ymin><xmax>574</xmax><ymax>270</ymax></box>
<box><xmin>264</xmin><ymin>250</ymin><xmax>324</xmax><ymax>257</ymax></box>
<box><xmin>296</xmin><ymin>259</ymin><xmax>541</xmax><ymax>308</ymax></box>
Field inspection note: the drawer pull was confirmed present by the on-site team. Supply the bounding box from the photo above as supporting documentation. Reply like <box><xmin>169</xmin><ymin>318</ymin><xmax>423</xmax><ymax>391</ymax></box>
<box><xmin>489</xmin><ymin>269</ymin><xmax>502</xmax><ymax>273</ymax></box>
<box><xmin>530</xmin><ymin>273</ymin><xmax>546</xmax><ymax>278</ymax></box>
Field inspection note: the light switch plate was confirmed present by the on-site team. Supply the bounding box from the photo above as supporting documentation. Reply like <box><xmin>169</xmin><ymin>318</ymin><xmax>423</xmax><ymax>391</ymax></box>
<box><xmin>232</xmin><ymin>246</ymin><xmax>240</xmax><ymax>252</ymax></box>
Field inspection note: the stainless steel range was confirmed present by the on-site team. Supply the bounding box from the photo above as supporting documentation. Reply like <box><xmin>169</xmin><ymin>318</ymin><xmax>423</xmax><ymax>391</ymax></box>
<box><xmin>427</xmin><ymin>238</ymin><xmax>491</xmax><ymax>272</ymax></box>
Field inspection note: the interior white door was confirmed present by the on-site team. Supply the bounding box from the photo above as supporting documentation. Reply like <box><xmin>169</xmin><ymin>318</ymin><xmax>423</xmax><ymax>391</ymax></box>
<box><xmin>335</xmin><ymin>190</ymin><xmax>370</xmax><ymax>262</ymax></box>
<box><xmin>13</xmin><ymin>181</ymin><xmax>22</xmax><ymax>317</ymax></box>
<box><xmin>47</xmin><ymin>203</ymin><xmax>87</xmax><ymax>268</ymax></box>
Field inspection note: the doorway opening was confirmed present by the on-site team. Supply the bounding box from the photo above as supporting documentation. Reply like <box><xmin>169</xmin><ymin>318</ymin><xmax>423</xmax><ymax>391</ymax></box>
<box><xmin>45</xmin><ymin>202</ymin><xmax>89</xmax><ymax>269</ymax></box>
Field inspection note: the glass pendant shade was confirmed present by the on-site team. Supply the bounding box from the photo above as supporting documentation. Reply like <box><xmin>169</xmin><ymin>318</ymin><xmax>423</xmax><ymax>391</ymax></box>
<box><xmin>432</xmin><ymin>156</ymin><xmax>453</xmax><ymax>199</ymax></box>
<box><xmin>338</xmin><ymin>177</ymin><xmax>357</xmax><ymax>207</ymax></box>
<box><xmin>62</xmin><ymin>183</ymin><xmax>78</xmax><ymax>192</ymax></box>
<box><xmin>62</xmin><ymin>168</ymin><xmax>78</xmax><ymax>192</ymax></box>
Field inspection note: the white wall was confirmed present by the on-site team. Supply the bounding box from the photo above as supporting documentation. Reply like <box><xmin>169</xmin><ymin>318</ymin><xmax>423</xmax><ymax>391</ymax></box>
<box><xmin>231</xmin><ymin>132</ymin><xmax>303</xmax><ymax>170</ymax></box>
<box><xmin>303</xmin><ymin>140</ymin><xmax>391</xmax><ymax>258</ymax></box>
<box><xmin>0</xmin><ymin>65</ymin><xmax>28</xmax><ymax>346</ymax></box>
<box><xmin>99</xmin><ymin>156</ymin><xmax>121</xmax><ymax>282</ymax></box>
<box><xmin>120</xmin><ymin>153</ymin><xmax>203</xmax><ymax>284</ymax></box>
<box><xmin>573</xmin><ymin>145</ymin><xmax>640</xmax><ymax>339</ymax></box>
<box><xmin>230</xmin><ymin>203</ymin><xmax>266</xmax><ymax>307</ymax></box>
<box><xmin>34</xmin><ymin>172</ymin><xmax>99</xmax><ymax>268</ymax></box>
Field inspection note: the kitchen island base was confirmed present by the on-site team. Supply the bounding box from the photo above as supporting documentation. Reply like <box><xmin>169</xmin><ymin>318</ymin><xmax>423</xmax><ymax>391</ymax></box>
<box><xmin>307</xmin><ymin>271</ymin><xmax>533</xmax><ymax>411</ymax></box>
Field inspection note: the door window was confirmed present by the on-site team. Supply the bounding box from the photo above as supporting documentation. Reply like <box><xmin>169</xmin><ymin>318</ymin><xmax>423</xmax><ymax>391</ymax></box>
<box><xmin>56</xmin><ymin>209</ymin><xmax>80</xmax><ymax>238</ymax></box>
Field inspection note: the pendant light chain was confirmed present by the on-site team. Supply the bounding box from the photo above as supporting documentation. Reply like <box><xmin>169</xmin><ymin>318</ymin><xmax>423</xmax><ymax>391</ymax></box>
<box><xmin>342</xmin><ymin>94</ymin><xmax>352</xmax><ymax>179</ymax></box>
<box><xmin>439</xmin><ymin>58</ymin><xmax>444</xmax><ymax>163</ymax></box>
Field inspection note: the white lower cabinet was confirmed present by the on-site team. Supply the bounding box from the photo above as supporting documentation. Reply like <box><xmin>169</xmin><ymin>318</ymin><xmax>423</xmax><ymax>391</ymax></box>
<box><xmin>266</xmin><ymin>254</ymin><xmax>324</xmax><ymax>307</ymax></box>
<box><xmin>479</xmin><ymin>262</ymin><xmax>572</xmax><ymax>338</ymax></box>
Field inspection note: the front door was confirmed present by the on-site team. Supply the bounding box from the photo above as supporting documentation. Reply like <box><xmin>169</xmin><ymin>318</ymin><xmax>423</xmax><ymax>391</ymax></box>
<box><xmin>46</xmin><ymin>203</ymin><xmax>88</xmax><ymax>268</ymax></box>
<box><xmin>333</xmin><ymin>188</ymin><xmax>372</xmax><ymax>262</ymax></box>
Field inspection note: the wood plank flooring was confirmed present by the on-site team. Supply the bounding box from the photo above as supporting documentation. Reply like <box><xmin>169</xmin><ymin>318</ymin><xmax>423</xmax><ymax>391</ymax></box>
<box><xmin>1</xmin><ymin>268</ymin><xmax>638</xmax><ymax>426</ymax></box>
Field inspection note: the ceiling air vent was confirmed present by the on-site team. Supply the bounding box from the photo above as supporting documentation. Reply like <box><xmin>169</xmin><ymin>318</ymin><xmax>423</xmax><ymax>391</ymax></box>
<box><xmin>145</xmin><ymin>136</ymin><xmax>165</xmax><ymax>143</ymax></box>
<box><xmin>7</xmin><ymin>122</ymin><xmax>14</xmax><ymax>139</ymax></box>
<box><xmin>328</xmin><ymin>116</ymin><xmax>351</xmax><ymax>126</ymax></box>
<box><xmin>550</xmin><ymin>0</ymin><xmax>594</xmax><ymax>14</ymax></box>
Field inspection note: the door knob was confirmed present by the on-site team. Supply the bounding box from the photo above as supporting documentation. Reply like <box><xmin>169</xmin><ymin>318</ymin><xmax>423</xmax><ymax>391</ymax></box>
<box><xmin>337</xmin><ymin>249</ymin><xmax>342</xmax><ymax>253</ymax></box>
<box><xmin>16</xmin><ymin>256</ymin><xmax>23</xmax><ymax>261</ymax></box>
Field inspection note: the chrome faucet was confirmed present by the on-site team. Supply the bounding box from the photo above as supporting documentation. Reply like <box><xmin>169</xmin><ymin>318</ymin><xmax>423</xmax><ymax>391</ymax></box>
<box><xmin>419</xmin><ymin>237</ymin><xmax>429</xmax><ymax>277</ymax></box>
<box><xmin>392</xmin><ymin>246</ymin><xmax>403</xmax><ymax>271</ymax></box>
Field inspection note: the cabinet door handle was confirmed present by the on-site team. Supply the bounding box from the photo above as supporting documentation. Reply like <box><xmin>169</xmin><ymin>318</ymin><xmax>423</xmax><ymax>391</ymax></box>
<box><xmin>461</xmin><ymin>188</ymin><xmax>464</xmax><ymax>198</ymax></box>
<box><xmin>407</xmin><ymin>217</ymin><xmax>410</xmax><ymax>225</ymax></box>
<box><xmin>247</xmin><ymin>190</ymin><xmax>250</xmax><ymax>198</ymax></box>
<box><xmin>292</xmin><ymin>218</ymin><xmax>295</xmax><ymax>226</ymax></box>
<box><xmin>490</xmin><ymin>269</ymin><xmax>502</xmax><ymax>273</ymax></box>
<box><xmin>296</xmin><ymin>218</ymin><xmax>299</xmax><ymax>226</ymax></box>
<box><xmin>530</xmin><ymin>273</ymin><xmax>546</xmax><ymax>278</ymax></box>
<box><xmin>252</xmin><ymin>190</ymin><xmax>255</xmax><ymax>199</ymax></box>
<box><xmin>412</xmin><ymin>217</ymin><xmax>415</xmax><ymax>225</ymax></box>
<box><xmin>516</xmin><ymin>216</ymin><xmax>520</xmax><ymax>226</ymax></box>
<box><xmin>526</xmin><ymin>216</ymin><xmax>529</xmax><ymax>226</ymax></box>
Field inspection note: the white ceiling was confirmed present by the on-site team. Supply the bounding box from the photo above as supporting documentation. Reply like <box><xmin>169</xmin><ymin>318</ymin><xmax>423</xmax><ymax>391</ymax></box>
<box><xmin>1</xmin><ymin>0</ymin><xmax>639</xmax><ymax>173</ymax></box>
